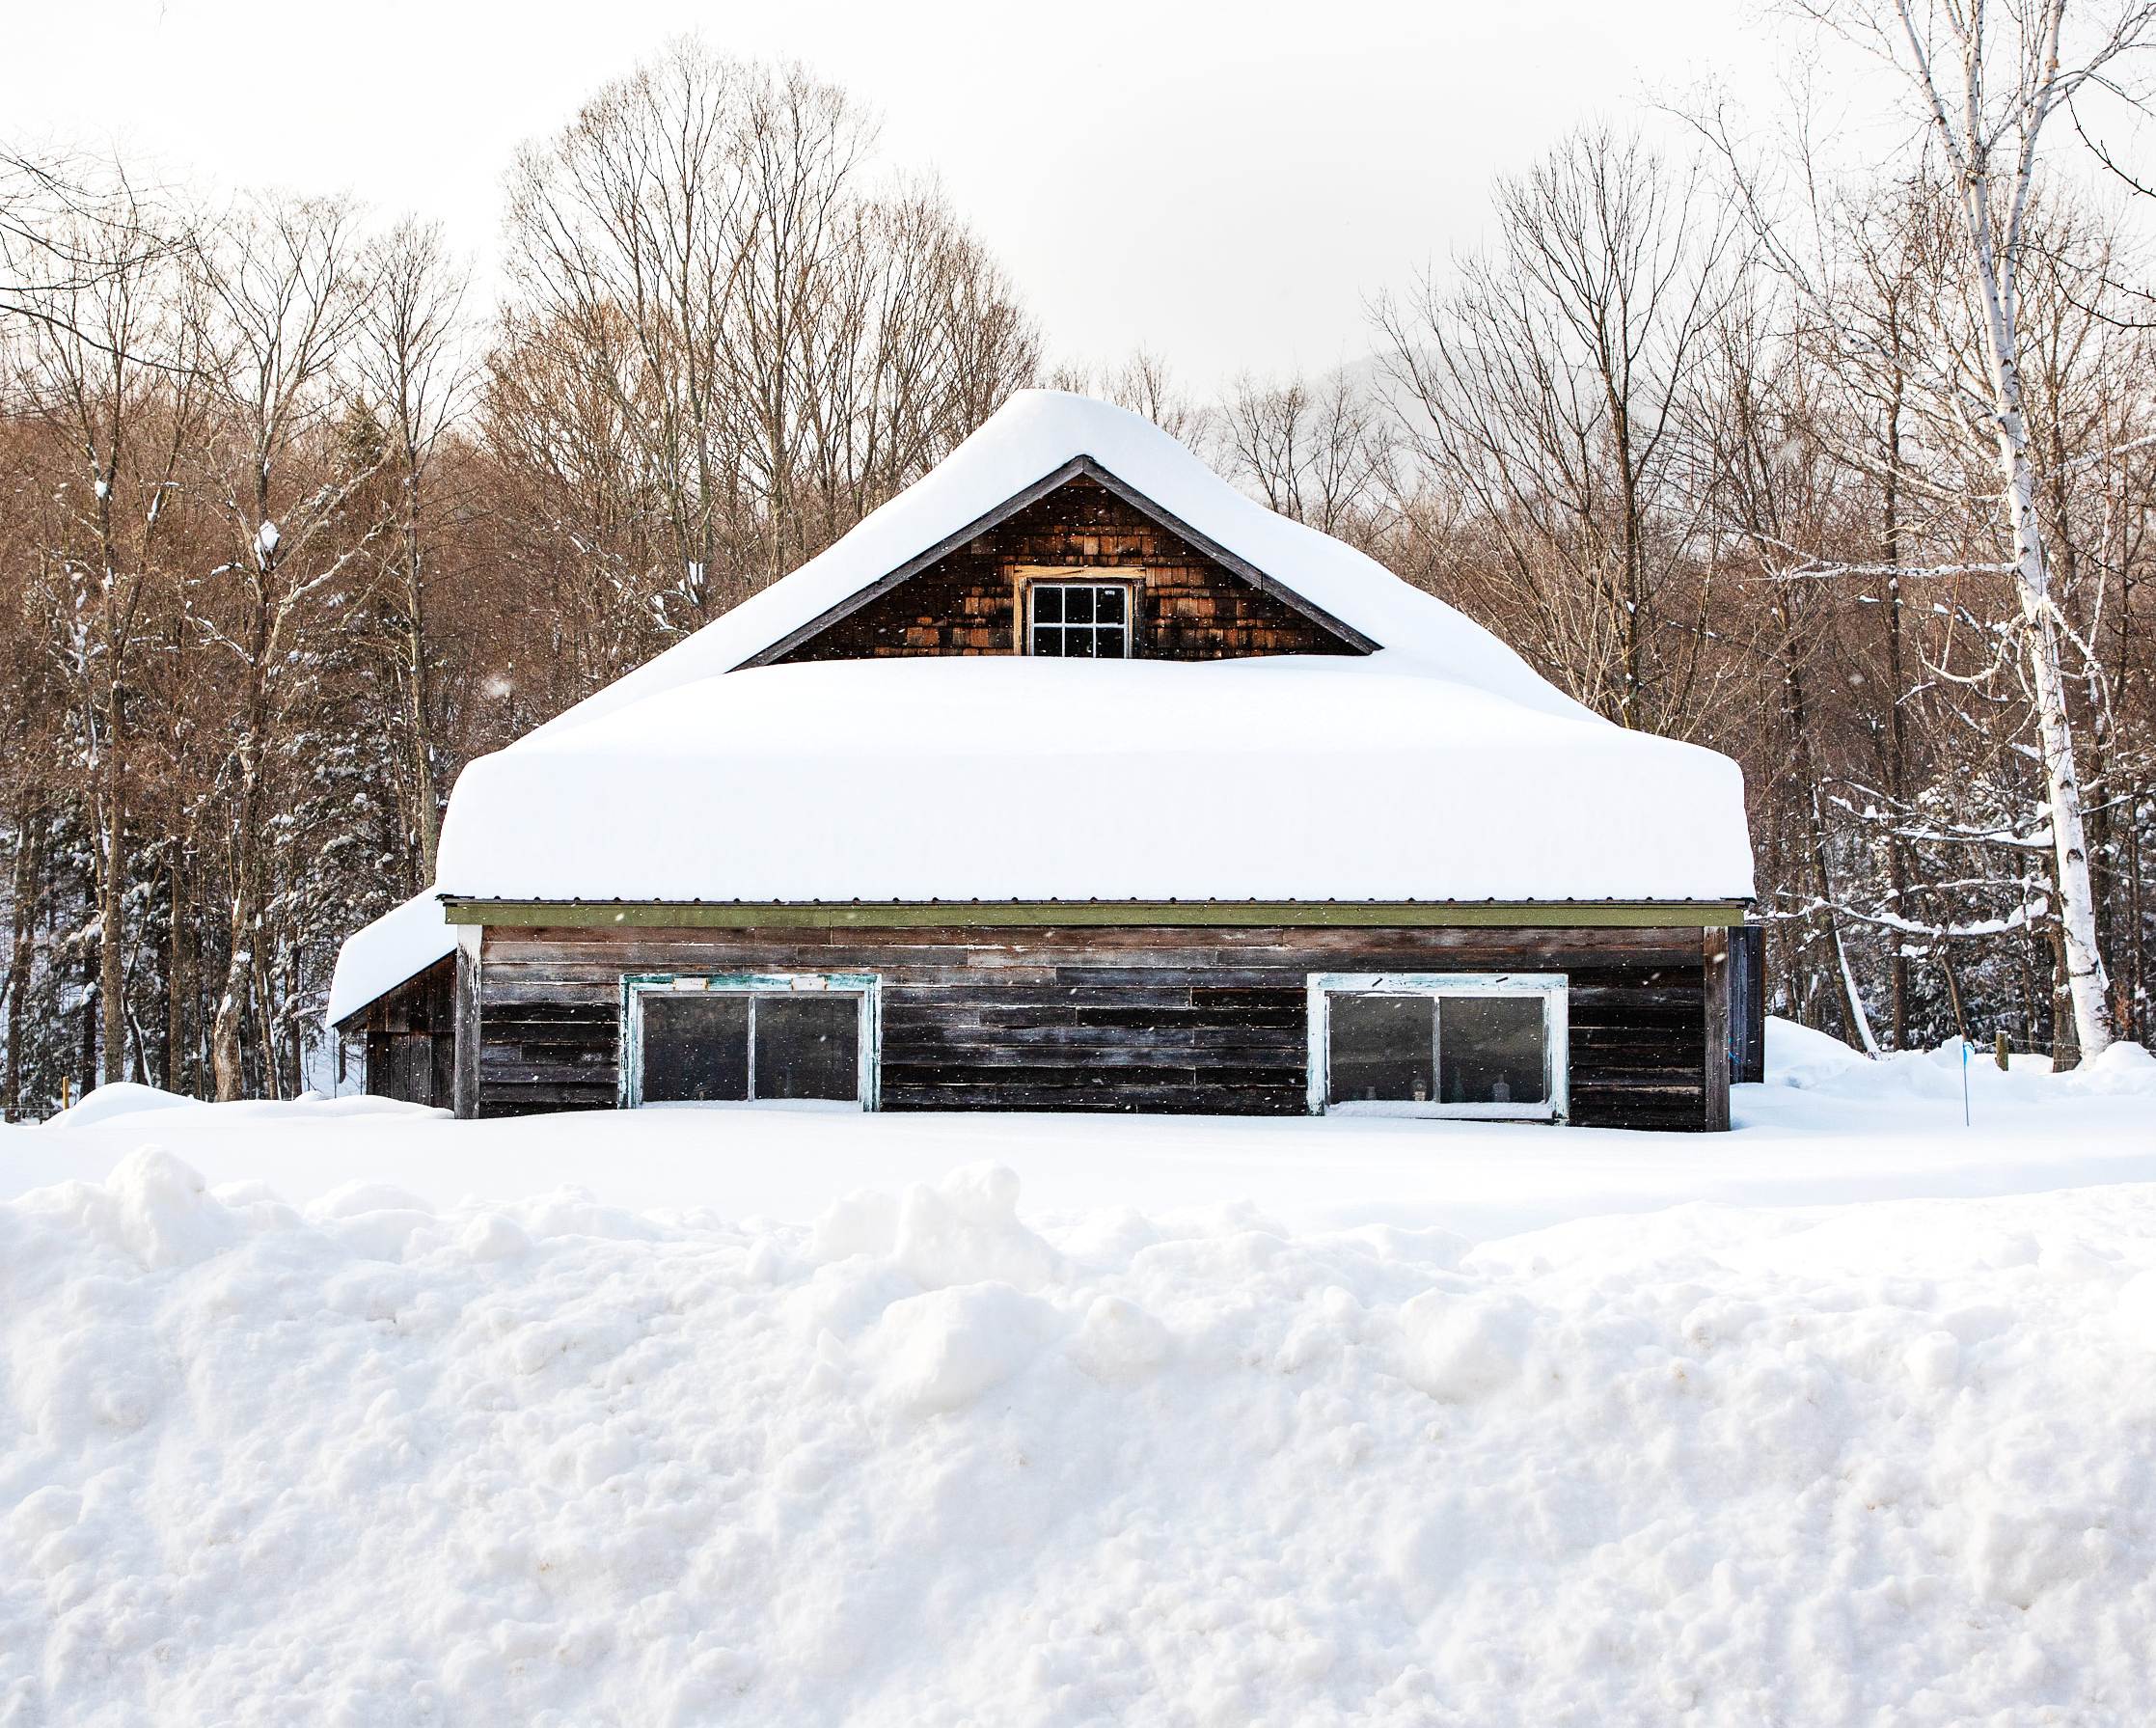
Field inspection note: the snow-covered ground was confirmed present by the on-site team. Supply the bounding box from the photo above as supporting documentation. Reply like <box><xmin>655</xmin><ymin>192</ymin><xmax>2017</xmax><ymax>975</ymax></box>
<box><xmin>7</xmin><ymin>1021</ymin><xmax>2152</xmax><ymax>1238</ymax></box>
<box><xmin>3</xmin><ymin>1023</ymin><xmax>2153</xmax><ymax>1724</ymax></box>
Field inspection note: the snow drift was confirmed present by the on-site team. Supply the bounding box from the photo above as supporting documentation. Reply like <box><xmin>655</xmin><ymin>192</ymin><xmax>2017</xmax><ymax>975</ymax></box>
<box><xmin>5</xmin><ymin>1148</ymin><xmax>2155</xmax><ymax>1724</ymax></box>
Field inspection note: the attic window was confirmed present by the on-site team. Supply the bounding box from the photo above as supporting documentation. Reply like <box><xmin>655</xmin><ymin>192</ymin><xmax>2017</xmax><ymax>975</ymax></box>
<box><xmin>1026</xmin><ymin>583</ymin><xmax>1130</xmax><ymax>658</ymax></box>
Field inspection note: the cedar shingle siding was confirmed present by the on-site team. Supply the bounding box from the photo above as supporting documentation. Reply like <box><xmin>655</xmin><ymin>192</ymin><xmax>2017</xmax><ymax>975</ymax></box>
<box><xmin>778</xmin><ymin>475</ymin><xmax>1361</xmax><ymax>661</ymax></box>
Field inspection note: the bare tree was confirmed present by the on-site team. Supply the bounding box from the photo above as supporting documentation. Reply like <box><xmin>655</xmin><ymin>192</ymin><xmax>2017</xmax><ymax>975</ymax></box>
<box><xmin>1047</xmin><ymin>348</ymin><xmax>1210</xmax><ymax>446</ymax></box>
<box><xmin>6</xmin><ymin>183</ymin><xmax>205</xmax><ymax>1083</ymax></box>
<box><xmin>505</xmin><ymin>41</ymin><xmax>763</xmax><ymax>626</ymax></box>
<box><xmin>356</xmin><ymin>219</ymin><xmax>470</xmax><ymax>882</ymax></box>
<box><xmin>190</xmin><ymin>192</ymin><xmax>376</xmax><ymax>1099</ymax></box>
<box><xmin>1376</xmin><ymin>124</ymin><xmax>1740</xmax><ymax>733</ymax></box>
<box><xmin>1701</xmin><ymin>288</ymin><xmax>1885</xmax><ymax>1050</ymax></box>
<box><xmin>1219</xmin><ymin>370</ymin><xmax>1391</xmax><ymax>538</ymax></box>
<box><xmin>0</xmin><ymin>152</ymin><xmax>185</xmax><ymax>339</ymax></box>
<box><xmin>502</xmin><ymin>41</ymin><xmax>1035</xmax><ymax>640</ymax></box>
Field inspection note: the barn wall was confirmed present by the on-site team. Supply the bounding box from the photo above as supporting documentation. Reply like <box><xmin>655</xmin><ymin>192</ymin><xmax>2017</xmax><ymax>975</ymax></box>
<box><xmin>473</xmin><ymin>923</ymin><xmax>1728</xmax><ymax>1129</ymax></box>
<box><xmin>777</xmin><ymin>475</ymin><xmax>1360</xmax><ymax>662</ymax></box>
<box><xmin>351</xmin><ymin>955</ymin><xmax>455</xmax><ymax>1109</ymax></box>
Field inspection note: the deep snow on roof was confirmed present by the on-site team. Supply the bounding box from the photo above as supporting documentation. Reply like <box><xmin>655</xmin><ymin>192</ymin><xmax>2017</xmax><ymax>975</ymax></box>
<box><xmin>520</xmin><ymin>391</ymin><xmax>1598</xmax><ymax>743</ymax></box>
<box><xmin>326</xmin><ymin>889</ymin><xmax>454</xmax><ymax>1029</ymax></box>
<box><xmin>433</xmin><ymin>656</ymin><xmax>1755</xmax><ymax>905</ymax></box>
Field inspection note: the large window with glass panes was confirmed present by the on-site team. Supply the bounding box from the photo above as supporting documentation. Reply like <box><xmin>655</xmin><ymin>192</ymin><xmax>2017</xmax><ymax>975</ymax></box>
<box><xmin>622</xmin><ymin>974</ymin><xmax>879</xmax><ymax>1109</ymax></box>
<box><xmin>1024</xmin><ymin>581</ymin><xmax>1132</xmax><ymax>657</ymax></box>
<box><xmin>1305</xmin><ymin>974</ymin><xmax>1568</xmax><ymax>1120</ymax></box>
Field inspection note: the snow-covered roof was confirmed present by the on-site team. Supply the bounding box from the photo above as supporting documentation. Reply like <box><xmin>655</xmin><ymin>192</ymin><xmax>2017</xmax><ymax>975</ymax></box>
<box><xmin>332</xmin><ymin>392</ymin><xmax>1754</xmax><ymax>1015</ymax></box>
<box><xmin>519</xmin><ymin>391</ymin><xmax>1600</xmax><ymax>742</ymax></box>
<box><xmin>326</xmin><ymin>889</ymin><xmax>454</xmax><ymax>1029</ymax></box>
<box><xmin>433</xmin><ymin>655</ymin><xmax>1754</xmax><ymax>904</ymax></box>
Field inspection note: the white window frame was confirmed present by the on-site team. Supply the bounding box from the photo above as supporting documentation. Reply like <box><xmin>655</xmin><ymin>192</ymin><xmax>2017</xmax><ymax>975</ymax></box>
<box><xmin>620</xmin><ymin>972</ymin><xmax>881</xmax><ymax>1110</ymax></box>
<box><xmin>1023</xmin><ymin>579</ymin><xmax>1134</xmax><ymax>658</ymax></box>
<box><xmin>1305</xmin><ymin>973</ymin><xmax>1569</xmax><ymax>1121</ymax></box>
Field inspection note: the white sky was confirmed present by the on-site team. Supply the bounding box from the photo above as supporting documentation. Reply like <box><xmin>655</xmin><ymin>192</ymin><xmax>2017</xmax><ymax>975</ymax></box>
<box><xmin>9</xmin><ymin>0</ymin><xmax>1877</xmax><ymax>391</ymax></box>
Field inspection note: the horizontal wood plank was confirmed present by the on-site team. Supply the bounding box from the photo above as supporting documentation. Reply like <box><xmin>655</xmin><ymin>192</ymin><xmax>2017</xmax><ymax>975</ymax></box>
<box><xmin>473</xmin><ymin>920</ymin><xmax>1719</xmax><ymax>1126</ymax></box>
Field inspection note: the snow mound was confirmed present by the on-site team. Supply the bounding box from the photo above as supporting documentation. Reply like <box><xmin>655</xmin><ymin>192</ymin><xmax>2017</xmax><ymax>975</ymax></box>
<box><xmin>2069</xmin><ymin>1036</ymin><xmax>2156</xmax><ymax>1096</ymax></box>
<box><xmin>7</xmin><ymin>1153</ymin><xmax>2156</xmax><ymax>1723</ymax></box>
<box><xmin>873</xmin><ymin>1281</ymin><xmax>1058</xmax><ymax>1415</ymax></box>
<box><xmin>1761</xmin><ymin>1015</ymin><xmax>1869</xmax><ymax>1088</ymax></box>
<box><xmin>39</xmin><ymin>1081</ymin><xmax>202</xmax><ymax>1128</ymax></box>
<box><xmin>40</xmin><ymin>1086</ymin><xmax>440</xmax><ymax>1131</ymax></box>
<box><xmin>1761</xmin><ymin>1015</ymin><xmax>2156</xmax><ymax>1110</ymax></box>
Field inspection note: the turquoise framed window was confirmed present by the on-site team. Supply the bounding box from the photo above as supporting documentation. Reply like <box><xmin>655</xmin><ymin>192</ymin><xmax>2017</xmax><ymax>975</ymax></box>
<box><xmin>620</xmin><ymin>973</ymin><xmax>881</xmax><ymax>1110</ymax></box>
<box><xmin>1306</xmin><ymin>973</ymin><xmax>1568</xmax><ymax>1120</ymax></box>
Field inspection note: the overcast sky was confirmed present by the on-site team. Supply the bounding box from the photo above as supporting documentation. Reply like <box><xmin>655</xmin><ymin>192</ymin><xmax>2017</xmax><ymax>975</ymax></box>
<box><xmin>9</xmin><ymin>0</ymin><xmax>1877</xmax><ymax>390</ymax></box>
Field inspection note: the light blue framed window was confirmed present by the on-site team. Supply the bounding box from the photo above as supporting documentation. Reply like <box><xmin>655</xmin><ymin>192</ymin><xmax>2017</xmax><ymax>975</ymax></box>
<box><xmin>1306</xmin><ymin>973</ymin><xmax>1568</xmax><ymax>1121</ymax></box>
<box><xmin>620</xmin><ymin>973</ymin><xmax>881</xmax><ymax>1110</ymax></box>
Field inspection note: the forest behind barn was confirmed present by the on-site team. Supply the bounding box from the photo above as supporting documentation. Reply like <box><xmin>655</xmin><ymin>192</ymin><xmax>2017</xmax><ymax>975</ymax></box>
<box><xmin>1</xmin><ymin>14</ymin><xmax>2152</xmax><ymax>1115</ymax></box>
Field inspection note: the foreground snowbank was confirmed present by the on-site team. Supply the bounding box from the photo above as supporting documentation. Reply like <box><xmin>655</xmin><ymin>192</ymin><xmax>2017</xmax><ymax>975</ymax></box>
<box><xmin>4</xmin><ymin>1151</ymin><xmax>2155</xmax><ymax>1724</ymax></box>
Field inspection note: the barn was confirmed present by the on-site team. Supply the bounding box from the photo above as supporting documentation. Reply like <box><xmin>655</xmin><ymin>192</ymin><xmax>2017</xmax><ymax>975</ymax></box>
<box><xmin>327</xmin><ymin>391</ymin><xmax>1759</xmax><ymax>1129</ymax></box>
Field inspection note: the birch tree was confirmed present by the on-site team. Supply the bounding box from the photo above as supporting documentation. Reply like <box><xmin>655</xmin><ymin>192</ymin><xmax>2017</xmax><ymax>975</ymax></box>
<box><xmin>1780</xmin><ymin>0</ymin><xmax>2150</xmax><ymax>1057</ymax></box>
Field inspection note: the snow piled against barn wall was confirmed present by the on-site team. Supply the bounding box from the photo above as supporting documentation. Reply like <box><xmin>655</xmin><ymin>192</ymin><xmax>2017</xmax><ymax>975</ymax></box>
<box><xmin>4</xmin><ymin>1144</ymin><xmax>2156</xmax><ymax>1725</ymax></box>
<box><xmin>433</xmin><ymin>656</ymin><xmax>1755</xmax><ymax>903</ymax></box>
<box><xmin>10</xmin><ymin>1022</ymin><xmax>2153</xmax><ymax>1227</ymax></box>
<box><xmin>324</xmin><ymin>888</ymin><xmax>454</xmax><ymax>1028</ymax></box>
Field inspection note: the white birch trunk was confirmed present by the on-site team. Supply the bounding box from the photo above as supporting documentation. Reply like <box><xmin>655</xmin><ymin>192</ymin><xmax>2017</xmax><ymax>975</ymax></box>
<box><xmin>1890</xmin><ymin>0</ymin><xmax>2116</xmax><ymax>1059</ymax></box>
<box><xmin>1980</xmin><ymin>323</ymin><xmax>2114</xmax><ymax>1057</ymax></box>
<box><xmin>1833</xmin><ymin>920</ymin><xmax>1883</xmax><ymax>1057</ymax></box>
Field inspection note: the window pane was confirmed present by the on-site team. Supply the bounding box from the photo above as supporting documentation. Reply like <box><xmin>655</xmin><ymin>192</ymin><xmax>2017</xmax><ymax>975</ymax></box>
<box><xmin>1033</xmin><ymin>586</ymin><xmax>1063</xmax><ymax>623</ymax></box>
<box><xmin>1097</xmin><ymin>586</ymin><xmax>1126</xmax><ymax>623</ymax></box>
<box><xmin>1030</xmin><ymin>625</ymin><xmax>1062</xmax><ymax>656</ymax></box>
<box><xmin>754</xmin><ymin>995</ymin><xmax>860</xmax><ymax>1101</ymax></box>
<box><xmin>1064</xmin><ymin>587</ymin><xmax>1095</xmax><ymax>624</ymax></box>
<box><xmin>1326</xmin><ymin>993</ymin><xmax>1435</xmax><ymax>1104</ymax></box>
<box><xmin>1097</xmin><ymin>628</ymin><xmax>1127</xmax><ymax>659</ymax></box>
<box><xmin>641</xmin><ymin>994</ymin><xmax>750</xmax><ymax>1103</ymax></box>
<box><xmin>1440</xmin><ymin>996</ymin><xmax>1548</xmax><ymax>1106</ymax></box>
<box><xmin>1065</xmin><ymin>627</ymin><xmax>1096</xmax><ymax>658</ymax></box>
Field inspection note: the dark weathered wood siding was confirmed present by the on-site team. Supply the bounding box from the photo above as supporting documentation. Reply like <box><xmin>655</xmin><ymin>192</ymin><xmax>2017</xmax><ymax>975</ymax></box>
<box><xmin>345</xmin><ymin>954</ymin><xmax>455</xmax><ymax>1109</ymax></box>
<box><xmin>474</xmin><ymin>923</ymin><xmax>1730</xmax><ymax>1129</ymax></box>
<box><xmin>778</xmin><ymin>475</ymin><xmax>1360</xmax><ymax>662</ymax></box>
<box><xmin>1729</xmin><ymin>922</ymin><xmax>1766</xmax><ymax>1083</ymax></box>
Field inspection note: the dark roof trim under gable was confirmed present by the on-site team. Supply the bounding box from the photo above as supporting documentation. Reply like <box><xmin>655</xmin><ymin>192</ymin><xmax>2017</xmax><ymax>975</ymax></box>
<box><xmin>734</xmin><ymin>453</ymin><xmax>1380</xmax><ymax>669</ymax></box>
